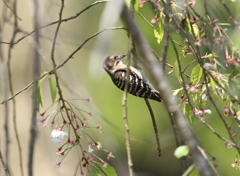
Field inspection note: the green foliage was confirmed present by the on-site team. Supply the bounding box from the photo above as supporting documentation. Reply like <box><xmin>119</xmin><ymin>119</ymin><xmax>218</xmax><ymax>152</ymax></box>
<box><xmin>38</xmin><ymin>78</ymin><xmax>44</xmax><ymax>108</ymax></box>
<box><xmin>86</xmin><ymin>170</ymin><xmax>104</xmax><ymax>176</ymax></box>
<box><xmin>125</xmin><ymin>0</ymin><xmax>139</xmax><ymax>12</ymax></box>
<box><xmin>186</xmin><ymin>18</ymin><xmax>200</xmax><ymax>39</ymax></box>
<box><xmin>88</xmin><ymin>163</ymin><xmax>117</xmax><ymax>176</ymax></box>
<box><xmin>173</xmin><ymin>88</ymin><xmax>183</xmax><ymax>96</ymax></box>
<box><xmin>174</xmin><ymin>61</ymin><xmax>182</xmax><ymax>83</ymax></box>
<box><xmin>184</xmin><ymin>104</ymin><xmax>193</xmax><ymax>124</ymax></box>
<box><xmin>190</xmin><ymin>65</ymin><xmax>202</xmax><ymax>85</ymax></box>
<box><xmin>154</xmin><ymin>15</ymin><xmax>164</xmax><ymax>44</ymax></box>
<box><xmin>174</xmin><ymin>145</ymin><xmax>189</xmax><ymax>159</ymax></box>
<box><xmin>48</xmin><ymin>77</ymin><xmax>57</xmax><ymax>103</ymax></box>
<box><xmin>97</xmin><ymin>163</ymin><xmax>118</xmax><ymax>176</ymax></box>
<box><xmin>182</xmin><ymin>165</ymin><xmax>199</xmax><ymax>176</ymax></box>
<box><xmin>134</xmin><ymin>0</ymin><xmax>139</xmax><ymax>12</ymax></box>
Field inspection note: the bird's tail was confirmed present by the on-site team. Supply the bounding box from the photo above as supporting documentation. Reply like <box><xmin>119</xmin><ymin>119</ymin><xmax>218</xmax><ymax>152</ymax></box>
<box><xmin>150</xmin><ymin>91</ymin><xmax>162</xmax><ymax>102</ymax></box>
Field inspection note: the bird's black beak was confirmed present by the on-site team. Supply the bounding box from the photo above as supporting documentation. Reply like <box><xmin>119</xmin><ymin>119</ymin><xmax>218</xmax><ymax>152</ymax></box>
<box><xmin>120</xmin><ymin>54</ymin><xmax>127</xmax><ymax>60</ymax></box>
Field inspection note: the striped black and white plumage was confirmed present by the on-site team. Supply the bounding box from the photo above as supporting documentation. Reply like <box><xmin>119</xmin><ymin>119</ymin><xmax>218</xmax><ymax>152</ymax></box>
<box><xmin>103</xmin><ymin>54</ymin><xmax>162</xmax><ymax>102</ymax></box>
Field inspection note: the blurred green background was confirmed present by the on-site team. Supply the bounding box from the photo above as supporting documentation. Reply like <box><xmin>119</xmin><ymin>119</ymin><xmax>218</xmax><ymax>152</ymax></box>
<box><xmin>1</xmin><ymin>0</ymin><xmax>240</xmax><ymax>175</ymax></box>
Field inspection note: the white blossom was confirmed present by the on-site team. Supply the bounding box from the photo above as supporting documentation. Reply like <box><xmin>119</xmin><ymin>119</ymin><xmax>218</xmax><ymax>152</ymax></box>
<box><xmin>88</xmin><ymin>145</ymin><xmax>94</xmax><ymax>153</ymax></box>
<box><xmin>50</xmin><ymin>128</ymin><xmax>68</xmax><ymax>143</ymax></box>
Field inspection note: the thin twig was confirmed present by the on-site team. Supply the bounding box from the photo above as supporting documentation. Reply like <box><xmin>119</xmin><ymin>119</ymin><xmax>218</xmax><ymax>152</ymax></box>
<box><xmin>2</xmin><ymin>0</ymin><xmax>21</xmax><ymax>21</ymax></box>
<box><xmin>120</xmin><ymin>1</ymin><xmax>135</xmax><ymax>175</ymax></box>
<box><xmin>218</xmin><ymin>0</ymin><xmax>239</xmax><ymax>27</ymax></box>
<box><xmin>144</xmin><ymin>99</ymin><xmax>161</xmax><ymax>156</ymax></box>
<box><xmin>0</xmin><ymin>1</ymin><xmax>109</xmax><ymax>45</ymax></box>
<box><xmin>122</xmin><ymin>53</ymin><xmax>133</xmax><ymax>176</ymax></box>
<box><xmin>148</xmin><ymin>46</ymin><xmax>174</xmax><ymax>68</ymax></box>
<box><xmin>170</xmin><ymin>37</ymin><xmax>191</xmax><ymax>172</ymax></box>
<box><xmin>0</xmin><ymin>150</ymin><xmax>9</xmax><ymax>176</ymax></box>
<box><xmin>160</xmin><ymin>0</ymin><xmax>171</xmax><ymax>71</ymax></box>
<box><xmin>137</xmin><ymin>12</ymin><xmax>154</xmax><ymax>28</ymax></box>
<box><xmin>50</xmin><ymin>0</ymin><xmax>79</xmax><ymax>139</ymax></box>
<box><xmin>197</xmin><ymin>146</ymin><xmax>220</xmax><ymax>176</ymax></box>
<box><xmin>199</xmin><ymin>118</ymin><xmax>240</xmax><ymax>150</ymax></box>
<box><xmin>6</xmin><ymin>0</ymin><xmax>24</xmax><ymax>175</ymax></box>
<box><xmin>1</xmin><ymin>27</ymin><xmax>126</xmax><ymax>104</ymax></box>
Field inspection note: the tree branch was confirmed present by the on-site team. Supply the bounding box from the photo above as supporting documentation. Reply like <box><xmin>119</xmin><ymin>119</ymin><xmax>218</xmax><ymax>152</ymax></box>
<box><xmin>28</xmin><ymin>0</ymin><xmax>40</xmax><ymax>175</ymax></box>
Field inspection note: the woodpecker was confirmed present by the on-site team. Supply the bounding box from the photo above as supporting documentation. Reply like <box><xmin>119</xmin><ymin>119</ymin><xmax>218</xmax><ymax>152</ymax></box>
<box><xmin>103</xmin><ymin>54</ymin><xmax>162</xmax><ymax>102</ymax></box>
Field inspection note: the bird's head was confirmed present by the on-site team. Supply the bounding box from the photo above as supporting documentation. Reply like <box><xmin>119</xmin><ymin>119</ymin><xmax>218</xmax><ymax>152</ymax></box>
<box><xmin>103</xmin><ymin>54</ymin><xmax>127</xmax><ymax>73</ymax></box>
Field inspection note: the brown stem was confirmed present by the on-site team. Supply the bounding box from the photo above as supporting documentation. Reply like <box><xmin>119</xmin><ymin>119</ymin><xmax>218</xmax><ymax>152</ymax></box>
<box><xmin>144</xmin><ymin>99</ymin><xmax>161</xmax><ymax>156</ymax></box>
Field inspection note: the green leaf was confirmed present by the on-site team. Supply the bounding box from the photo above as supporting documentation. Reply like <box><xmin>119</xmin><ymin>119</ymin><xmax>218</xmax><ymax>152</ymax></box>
<box><xmin>88</xmin><ymin>163</ymin><xmax>106</xmax><ymax>176</ymax></box>
<box><xmin>210</xmin><ymin>78</ymin><xmax>215</xmax><ymax>93</ymax></box>
<box><xmin>125</xmin><ymin>0</ymin><xmax>139</xmax><ymax>12</ymax></box>
<box><xmin>214</xmin><ymin>58</ymin><xmax>225</xmax><ymax>70</ymax></box>
<box><xmin>185</xmin><ymin>104</ymin><xmax>192</xmax><ymax>119</ymax></box>
<box><xmin>205</xmin><ymin>53</ymin><xmax>219</xmax><ymax>58</ymax></box>
<box><xmin>38</xmin><ymin>78</ymin><xmax>44</xmax><ymax>108</ymax></box>
<box><xmin>86</xmin><ymin>171</ymin><xmax>104</xmax><ymax>176</ymax></box>
<box><xmin>186</xmin><ymin>18</ymin><xmax>199</xmax><ymax>38</ymax></box>
<box><xmin>125</xmin><ymin>0</ymin><xmax>130</xmax><ymax>8</ymax></box>
<box><xmin>154</xmin><ymin>16</ymin><xmax>164</xmax><ymax>44</ymax></box>
<box><xmin>217</xmin><ymin>23</ymin><xmax>231</xmax><ymax>26</ymax></box>
<box><xmin>190</xmin><ymin>65</ymin><xmax>202</xmax><ymax>85</ymax></box>
<box><xmin>174</xmin><ymin>145</ymin><xmax>189</xmax><ymax>159</ymax></box>
<box><xmin>173</xmin><ymin>88</ymin><xmax>183</xmax><ymax>96</ymax></box>
<box><xmin>48</xmin><ymin>77</ymin><xmax>57</xmax><ymax>103</ymax></box>
<box><xmin>237</xmin><ymin>111</ymin><xmax>240</xmax><ymax>120</ymax></box>
<box><xmin>182</xmin><ymin>164</ymin><xmax>199</xmax><ymax>176</ymax></box>
<box><xmin>134</xmin><ymin>0</ymin><xmax>139</xmax><ymax>12</ymax></box>
<box><xmin>174</xmin><ymin>61</ymin><xmax>182</xmax><ymax>83</ymax></box>
<box><xmin>97</xmin><ymin>163</ymin><xmax>117</xmax><ymax>176</ymax></box>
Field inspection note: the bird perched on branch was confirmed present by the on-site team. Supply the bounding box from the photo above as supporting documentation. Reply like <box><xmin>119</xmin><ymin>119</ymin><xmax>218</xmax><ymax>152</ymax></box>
<box><xmin>103</xmin><ymin>54</ymin><xmax>162</xmax><ymax>102</ymax></box>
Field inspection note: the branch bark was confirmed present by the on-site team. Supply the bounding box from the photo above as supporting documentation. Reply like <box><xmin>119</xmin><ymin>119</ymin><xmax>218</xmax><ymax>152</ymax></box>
<box><xmin>28</xmin><ymin>0</ymin><xmax>40</xmax><ymax>175</ymax></box>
